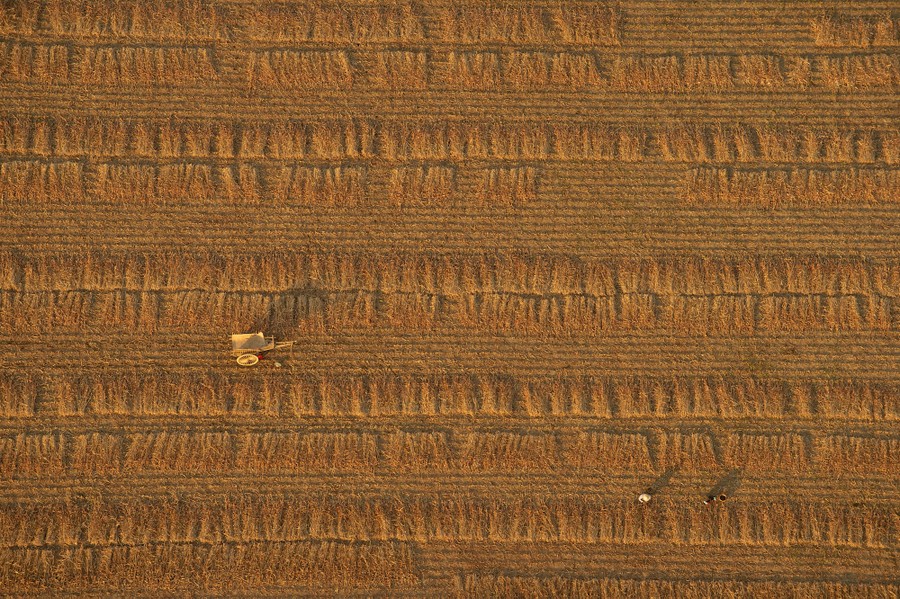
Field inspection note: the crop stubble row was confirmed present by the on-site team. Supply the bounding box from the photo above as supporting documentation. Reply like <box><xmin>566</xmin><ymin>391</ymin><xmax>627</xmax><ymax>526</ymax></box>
<box><xmin>2</xmin><ymin>288</ymin><xmax>899</xmax><ymax>336</ymax></box>
<box><xmin>2</xmin><ymin>117</ymin><xmax>900</xmax><ymax>207</ymax></box>
<box><xmin>1</xmin><ymin>427</ymin><xmax>896</xmax><ymax>479</ymax></box>
<box><xmin>6</xmin><ymin>41</ymin><xmax>898</xmax><ymax>91</ymax></box>
<box><xmin>1</xmin><ymin>492</ymin><xmax>897</xmax><ymax>548</ymax></box>
<box><xmin>0</xmin><ymin>1</ymin><xmax>896</xmax><ymax>50</ymax></box>
<box><xmin>3</xmin><ymin>117</ymin><xmax>898</xmax><ymax>162</ymax></box>
<box><xmin>9</xmin><ymin>251</ymin><xmax>898</xmax><ymax>293</ymax></box>
<box><xmin>4</xmin><ymin>160</ymin><xmax>900</xmax><ymax>208</ymax></box>
<box><xmin>2</xmin><ymin>368</ymin><xmax>899</xmax><ymax>421</ymax></box>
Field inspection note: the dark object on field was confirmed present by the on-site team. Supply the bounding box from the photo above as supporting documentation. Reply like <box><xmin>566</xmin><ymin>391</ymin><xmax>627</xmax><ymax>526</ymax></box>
<box><xmin>639</xmin><ymin>468</ymin><xmax>677</xmax><ymax>504</ymax></box>
<box><xmin>704</xmin><ymin>470</ymin><xmax>741</xmax><ymax>504</ymax></box>
<box><xmin>230</xmin><ymin>332</ymin><xmax>295</xmax><ymax>366</ymax></box>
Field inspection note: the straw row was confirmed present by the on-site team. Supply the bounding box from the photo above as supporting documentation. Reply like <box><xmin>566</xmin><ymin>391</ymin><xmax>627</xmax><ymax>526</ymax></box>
<box><xmin>0</xmin><ymin>542</ymin><xmax>415</xmax><ymax>592</ymax></box>
<box><xmin>811</xmin><ymin>14</ymin><xmax>900</xmax><ymax>48</ymax></box>
<box><xmin>463</xmin><ymin>576</ymin><xmax>899</xmax><ymax>598</ymax></box>
<box><xmin>431</xmin><ymin>3</ymin><xmax>621</xmax><ymax>45</ymax></box>
<box><xmin>0</xmin><ymin>160</ymin><xmax>88</xmax><ymax>203</ymax></box>
<box><xmin>2</xmin><ymin>429</ymin><xmax>896</xmax><ymax>478</ymax></box>
<box><xmin>245</xmin><ymin>51</ymin><xmax>898</xmax><ymax>91</ymax></box>
<box><xmin>818</xmin><ymin>53</ymin><xmax>900</xmax><ymax>90</ymax></box>
<box><xmin>243</xmin><ymin>2</ymin><xmax>424</xmax><ymax>43</ymax></box>
<box><xmin>0</xmin><ymin>0</ymin><xmax>227</xmax><ymax>41</ymax></box>
<box><xmin>246</xmin><ymin>50</ymin><xmax>352</xmax><ymax>89</ymax></box>
<box><xmin>358</xmin><ymin>50</ymin><xmax>429</xmax><ymax>89</ymax></box>
<box><xmin>0</xmin><ymin>373</ymin><xmax>38</xmax><ymax>417</ymax></box>
<box><xmin>0</xmin><ymin>288</ymin><xmax>893</xmax><ymax>335</ymax></box>
<box><xmin>0</xmin><ymin>118</ymin><xmax>378</xmax><ymax>160</ymax></box>
<box><xmin>476</xmin><ymin>166</ymin><xmax>537</xmax><ymax>205</ymax></box>
<box><xmin>607</xmin><ymin>53</ymin><xmax>895</xmax><ymax>91</ymax></box>
<box><xmin>454</xmin><ymin>291</ymin><xmax>891</xmax><ymax>334</ymax></box>
<box><xmin>243</xmin><ymin>3</ymin><xmax>619</xmax><ymax>45</ymax></box>
<box><xmin>0</xmin><ymin>42</ymin><xmax>217</xmax><ymax>84</ymax></box>
<box><xmin>4</xmin><ymin>117</ymin><xmax>897</xmax><ymax>163</ymax></box>
<box><xmin>0</xmin><ymin>159</ymin><xmax>538</xmax><ymax>206</ymax></box>
<box><xmin>0</xmin><ymin>160</ymin><xmax>368</xmax><ymax>205</ymax></box>
<box><xmin>94</xmin><ymin>162</ymin><xmax>263</xmax><ymax>204</ymax></box>
<box><xmin>1</xmin><ymin>495</ymin><xmax>894</xmax><ymax>548</ymax></box>
<box><xmin>683</xmin><ymin>167</ymin><xmax>900</xmax><ymax>208</ymax></box>
<box><xmin>10</xmin><ymin>252</ymin><xmax>900</xmax><ymax>296</ymax></box>
<box><xmin>0</xmin><ymin>2</ymin><xmax>620</xmax><ymax>46</ymax></box>
<box><xmin>388</xmin><ymin>165</ymin><xmax>456</xmax><ymax>206</ymax></box>
<box><xmin>20</xmin><ymin>372</ymin><xmax>898</xmax><ymax>421</ymax></box>
<box><xmin>20</xmin><ymin>162</ymin><xmax>900</xmax><ymax>207</ymax></box>
<box><xmin>606</xmin><ymin>54</ymin><xmax>810</xmax><ymax>91</ymax></box>
<box><xmin>5</xmin><ymin>43</ymin><xmax>893</xmax><ymax>91</ymax></box>
<box><xmin>3</xmin><ymin>3</ymin><xmax>896</xmax><ymax>56</ymax></box>
<box><xmin>244</xmin><ymin>51</ymin><xmax>894</xmax><ymax>91</ymax></box>
<box><xmin>656</xmin><ymin>125</ymin><xmax>899</xmax><ymax>164</ymax></box>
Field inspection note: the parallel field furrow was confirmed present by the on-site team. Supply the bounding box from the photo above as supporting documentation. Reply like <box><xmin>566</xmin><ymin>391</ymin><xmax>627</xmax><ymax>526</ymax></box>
<box><xmin>2</xmin><ymin>209</ymin><xmax>899</xmax><ymax>255</ymax></box>
<box><xmin>1</xmin><ymin>332</ymin><xmax>899</xmax><ymax>378</ymax></box>
<box><xmin>418</xmin><ymin>542</ymin><xmax>899</xmax><ymax>583</ymax></box>
<box><xmin>0</xmin><ymin>87</ymin><xmax>896</xmax><ymax>122</ymax></box>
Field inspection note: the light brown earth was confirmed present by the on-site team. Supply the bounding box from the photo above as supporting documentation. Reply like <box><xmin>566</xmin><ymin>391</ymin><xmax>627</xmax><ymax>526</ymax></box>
<box><xmin>0</xmin><ymin>0</ymin><xmax>898</xmax><ymax>596</ymax></box>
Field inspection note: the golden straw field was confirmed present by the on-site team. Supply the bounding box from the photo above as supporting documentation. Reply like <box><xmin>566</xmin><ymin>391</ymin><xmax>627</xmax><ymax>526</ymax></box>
<box><xmin>0</xmin><ymin>0</ymin><xmax>899</xmax><ymax>595</ymax></box>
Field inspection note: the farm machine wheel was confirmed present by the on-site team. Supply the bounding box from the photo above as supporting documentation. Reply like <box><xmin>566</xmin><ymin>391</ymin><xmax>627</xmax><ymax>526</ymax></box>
<box><xmin>236</xmin><ymin>354</ymin><xmax>260</xmax><ymax>366</ymax></box>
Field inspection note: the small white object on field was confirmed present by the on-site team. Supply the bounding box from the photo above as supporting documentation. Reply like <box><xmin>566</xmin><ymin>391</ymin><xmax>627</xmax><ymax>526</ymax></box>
<box><xmin>638</xmin><ymin>493</ymin><xmax>652</xmax><ymax>504</ymax></box>
<box><xmin>274</xmin><ymin>361</ymin><xmax>282</xmax><ymax>368</ymax></box>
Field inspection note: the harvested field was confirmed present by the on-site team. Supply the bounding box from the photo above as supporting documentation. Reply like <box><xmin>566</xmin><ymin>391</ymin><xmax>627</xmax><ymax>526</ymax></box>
<box><xmin>1</xmin><ymin>0</ymin><xmax>898</xmax><ymax>596</ymax></box>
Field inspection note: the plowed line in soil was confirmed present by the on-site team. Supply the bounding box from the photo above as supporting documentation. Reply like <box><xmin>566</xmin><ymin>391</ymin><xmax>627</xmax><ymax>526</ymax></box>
<box><xmin>2</xmin><ymin>210</ymin><xmax>898</xmax><ymax>255</ymax></box>
<box><xmin>418</xmin><ymin>542</ymin><xmax>898</xmax><ymax>584</ymax></box>
<box><xmin>0</xmin><ymin>86</ymin><xmax>895</xmax><ymax>122</ymax></box>
<box><xmin>2</xmin><ymin>332</ymin><xmax>899</xmax><ymax>378</ymax></box>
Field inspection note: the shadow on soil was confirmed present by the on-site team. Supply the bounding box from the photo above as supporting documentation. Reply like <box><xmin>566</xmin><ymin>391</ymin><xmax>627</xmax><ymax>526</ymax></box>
<box><xmin>707</xmin><ymin>469</ymin><xmax>742</xmax><ymax>501</ymax></box>
<box><xmin>645</xmin><ymin>468</ymin><xmax>677</xmax><ymax>494</ymax></box>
